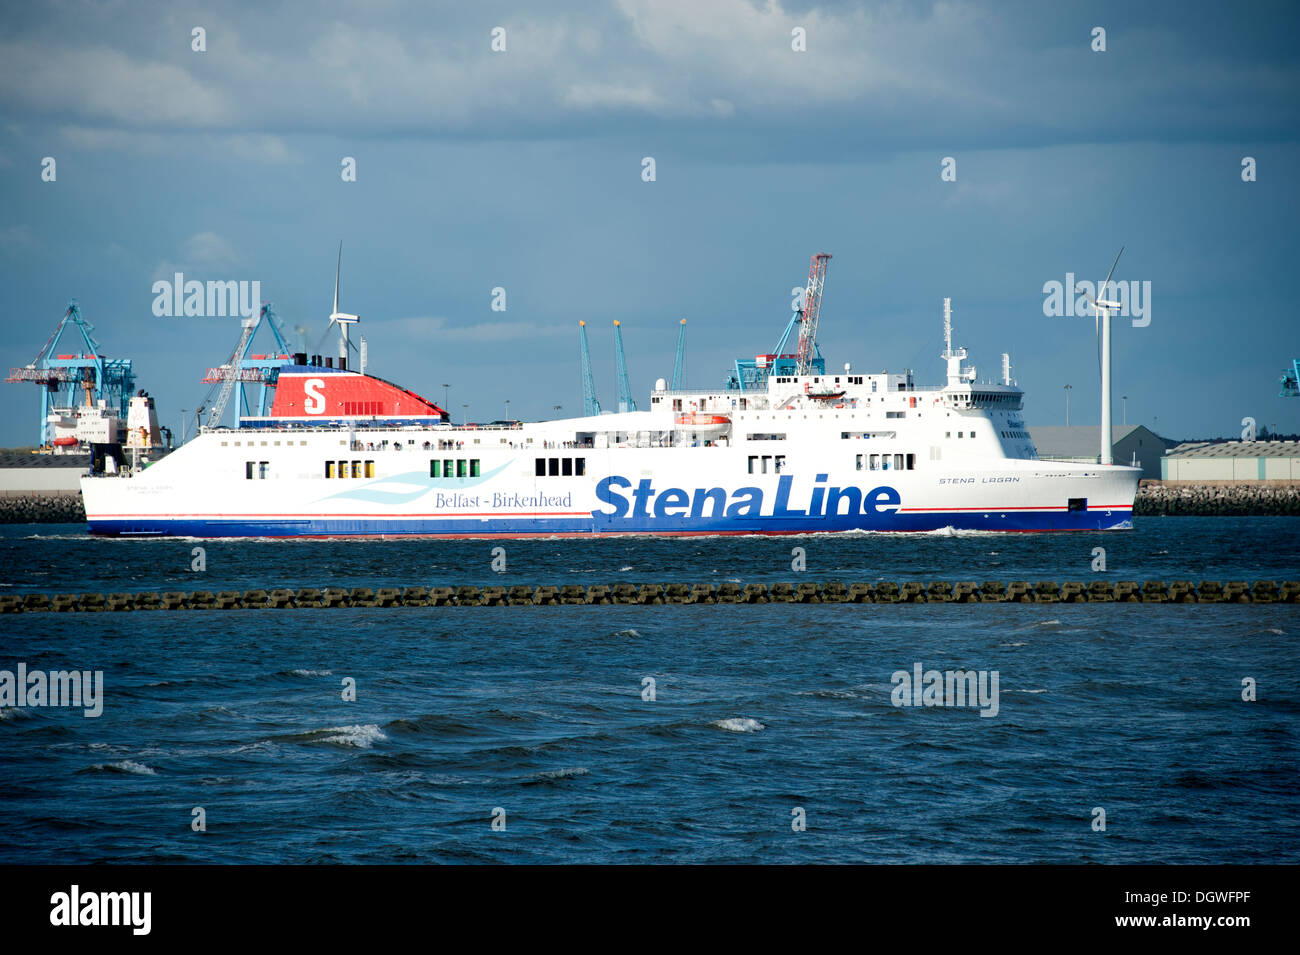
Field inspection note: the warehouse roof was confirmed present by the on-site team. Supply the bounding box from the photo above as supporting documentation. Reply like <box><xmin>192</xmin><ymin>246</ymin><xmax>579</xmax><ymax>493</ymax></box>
<box><xmin>1028</xmin><ymin>425</ymin><xmax>1161</xmax><ymax>458</ymax></box>
<box><xmin>0</xmin><ymin>450</ymin><xmax>90</xmax><ymax>468</ymax></box>
<box><xmin>1166</xmin><ymin>440</ymin><xmax>1300</xmax><ymax>459</ymax></box>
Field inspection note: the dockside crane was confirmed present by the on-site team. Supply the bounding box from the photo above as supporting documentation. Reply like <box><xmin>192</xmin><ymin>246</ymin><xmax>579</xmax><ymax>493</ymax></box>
<box><xmin>201</xmin><ymin>303</ymin><xmax>292</xmax><ymax>428</ymax></box>
<box><xmin>579</xmin><ymin>320</ymin><xmax>601</xmax><ymax>416</ymax></box>
<box><xmin>614</xmin><ymin>320</ymin><xmax>636</xmax><ymax>413</ymax></box>
<box><xmin>794</xmin><ymin>253</ymin><xmax>832</xmax><ymax>376</ymax></box>
<box><xmin>6</xmin><ymin>301</ymin><xmax>135</xmax><ymax>447</ymax></box>
<box><xmin>671</xmin><ymin>318</ymin><xmax>687</xmax><ymax>391</ymax></box>
<box><xmin>729</xmin><ymin>252</ymin><xmax>832</xmax><ymax>392</ymax></box>
<box><xmin>1281</xmin><ymin>360</ymin><xmax>1299</xmax><ymax>398</ymax></box>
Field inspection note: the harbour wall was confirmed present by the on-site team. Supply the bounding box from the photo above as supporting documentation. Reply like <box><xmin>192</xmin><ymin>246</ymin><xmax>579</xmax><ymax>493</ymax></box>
<box><xmin>2</xmin><ymin>579</ymin><xmax>1298</xmax><ymax>611</ymax></box>
<box><xmin>0</xmin><ymin>490</ymin><xmax>85</xmax><ymax>523</ymax></box>
<box><xmin>1134</xmin><ymin>482</ymin><xmax>1300</xmax><ymax>516</ymax></box>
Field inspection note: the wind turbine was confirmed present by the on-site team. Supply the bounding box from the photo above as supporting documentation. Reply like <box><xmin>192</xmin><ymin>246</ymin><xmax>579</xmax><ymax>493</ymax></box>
<box><xmin>327</xmin><ymin>242</ymin><xmax>360</xmax><ymax>366</ymax></box>
<box><xmin>1076</xmin><ymin>246</ymin><xmax>1124</xmax><ymax>466</ymax></box>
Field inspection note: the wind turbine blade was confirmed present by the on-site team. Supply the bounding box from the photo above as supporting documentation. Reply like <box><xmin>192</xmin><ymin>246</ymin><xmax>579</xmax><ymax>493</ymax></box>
<box><xmin>1097</xmin><ymin>246</ymin><xmax>1124</xmax><ymax>302</ymax></box>
<box><xmin>333</xmin><ymin>241</ymin><xmax>342</xmax><ymax>315</ymax></box>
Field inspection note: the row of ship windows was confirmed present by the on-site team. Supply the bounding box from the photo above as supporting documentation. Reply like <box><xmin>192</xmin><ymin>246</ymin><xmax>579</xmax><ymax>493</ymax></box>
<box><xmin>432</xmin><ymin>459</ymin><xmax>482</xmax><ymax>478</ymax></box>
<box><xmin>306</xmin><ymin>458</ymin><xmax>486</xmax><ymax>479</ymax></box>
<box><xmin>225</xmin><ymin>440</ymin><xmax>309</xmax><ymax>447</ymax></box>
<box><xmin>947</xmin><ymin>431</ymin><xmax>977</xmax><ymax>439</ymax></box>
<box><xmin>770</xmin><ymin>375</ymin><xmax>900</xmax><ymax>390</ymax></box>
<box><xmin>536</xmin><ymin>457</ymin><xmax>587</xmax><ymax>477</ymax></box>
<box><xmin>1001</xmin><ymin>430</ymin><xmax>1029</xmax><ymax>439</ymax></box>
<box><xmin>857</xmin><ymin>453</ymin><xmax>917</xmax><ymax>471</ymax></box>
<box><xmin>772</xmin><ymin>376</ymin><xmax>869</xmax><ymax>385</ymax></box>
<box><xmin>748</xmin><ymin>455</ymin><xmax>787</xmax><ymax>474</ymax></box>
<box><xmin>325</xmin><ymin>460</ymin><xmax>376</xmax><ymax>479</ymax></box>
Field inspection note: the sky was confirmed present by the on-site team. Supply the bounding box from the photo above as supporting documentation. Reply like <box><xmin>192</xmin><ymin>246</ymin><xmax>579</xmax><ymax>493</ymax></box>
<box><xmin>1</xmin><ymin>0</ymin><xmax>1298</xmax><ymax>446</ymax></box>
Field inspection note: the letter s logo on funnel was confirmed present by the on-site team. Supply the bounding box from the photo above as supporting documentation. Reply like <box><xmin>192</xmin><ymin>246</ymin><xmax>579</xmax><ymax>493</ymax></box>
<box><xmin>303</xmin><ymin>378</ymin><xmax>326</xmax><ymax>415</ymax></box>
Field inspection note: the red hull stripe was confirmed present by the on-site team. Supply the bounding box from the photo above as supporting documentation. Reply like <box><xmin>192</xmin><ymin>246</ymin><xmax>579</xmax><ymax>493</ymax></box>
<box><xmin>899</xmin><ymin>505</ymin><xmax>1132</xmax><ymax>513</ymax></box>
<box><xmin>89</xmin><ymin>511</ymin><xmax>593</xmax><ymax>519</ymax></box>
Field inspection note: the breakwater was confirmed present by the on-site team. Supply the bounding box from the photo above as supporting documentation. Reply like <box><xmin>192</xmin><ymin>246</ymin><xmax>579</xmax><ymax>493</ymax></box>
<box><xmin>1135</xmin><ymin>483</ymin><xmax>1300</xmax><ymax>516</ymax></box>
<box><xmin>0</xmin><ymin>491</ymin><xmax>84</xmax><ymax>524</ymax></box>
<box><xmin>3</xmin><ymin>579</ymin><xmax>1298</xmax><ymax>612</ymax></box>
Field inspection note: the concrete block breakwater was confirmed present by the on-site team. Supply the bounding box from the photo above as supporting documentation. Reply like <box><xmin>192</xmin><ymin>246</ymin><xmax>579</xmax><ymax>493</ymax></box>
<box><xmin>2</xmin><ymin>580</ymin><xmax>1298</xmax><ymax>612</ymax></box>
<box><xmin>0</xmin><ymin>491</ymin><xmax>84</xmax><ymax>524</ymax></box>
<box><xmin>1135</xmin><ymin>483</ymin><xmax>1300</xmax><ymax>516</ymax></box>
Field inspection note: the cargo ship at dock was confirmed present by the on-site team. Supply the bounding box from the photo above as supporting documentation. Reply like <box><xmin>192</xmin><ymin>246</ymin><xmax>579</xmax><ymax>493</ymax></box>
<box><xmin>80</xmin><ymin>253</ymin><xmax>1141</xmax><ymax>537</ymax></box>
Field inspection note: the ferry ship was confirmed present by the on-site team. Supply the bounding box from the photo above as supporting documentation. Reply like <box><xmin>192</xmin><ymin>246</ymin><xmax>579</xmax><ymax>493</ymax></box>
<box><xmin>81</xmin><ymin>255</ymin><xmax>1140</xmax><ymax>537</ymax></box>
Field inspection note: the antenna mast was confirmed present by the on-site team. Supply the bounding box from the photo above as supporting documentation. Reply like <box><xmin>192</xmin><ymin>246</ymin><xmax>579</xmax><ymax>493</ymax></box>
<box><xmin>671</xmin><ymin>319</ymin><xmax>687</xmax><ymax>391</ymax></box>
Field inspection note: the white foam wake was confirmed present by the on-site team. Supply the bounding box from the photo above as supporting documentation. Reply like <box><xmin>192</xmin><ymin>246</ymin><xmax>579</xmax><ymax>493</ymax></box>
<box><xmin>317</xmin><ymin>724</ymin><xmax>386</xmax><ymax>748</ymax></box>
<box><xmin>713</xmin><ymin>718</ymin><xmax>765</xmax><ymax>733</ymax></box>
<box><xmin>95</xmin><ymin>760</ymin><xmax>157</xmax><ymax>775</ymax></box>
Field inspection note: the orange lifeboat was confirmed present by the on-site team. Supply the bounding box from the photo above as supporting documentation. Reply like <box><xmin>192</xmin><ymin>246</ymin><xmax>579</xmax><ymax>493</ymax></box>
<box><xmin>52</xmin><ymin>436</ymin><xmax>79</xmax><ymax>447</ymax></box>
<box><xmin>675</xmin><ymin>412</ymin><xmax>731</xmax><ymax>436</ymax></box>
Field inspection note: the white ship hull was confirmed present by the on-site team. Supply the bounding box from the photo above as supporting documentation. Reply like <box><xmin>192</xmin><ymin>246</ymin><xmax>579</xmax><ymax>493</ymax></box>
<box><xmin>82</xmin><ymin>425</ymin><xmax>1138</xmax><ymax>538</ymax></box>
<box><xmin>81</xmin><ymin>285</ymin><xmax>1141</xmax><ymax>537</ymax></box>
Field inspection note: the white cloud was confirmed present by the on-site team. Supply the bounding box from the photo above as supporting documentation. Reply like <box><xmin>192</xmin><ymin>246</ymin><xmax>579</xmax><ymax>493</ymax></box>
<box><xmin>149</xmin><ymin>232</ymin><xmax>242</xmax><ymax>282</ymax></box>
<box><xmin>0</xmin><ymin>2</ymin><xmax>1293</xmax><ymax>153</ymax></box>
<box><xmin>0</xmin><ymin>42</ymin><xmax>233</xmax><ymax>126</ymax></box>
<box><xmin>182</xmin><ymin>233</ymin><xmax>240</xmax><ymax>269</ymax></box>
<box><xmin>59</xmin><ymin>126</ymin><xmax>292</xmax><ymax>162</ymax></box>
<box><xmin>564</xmin><ymin>83</ymin><xmax>670</xmax><ymax>112</ymax></box>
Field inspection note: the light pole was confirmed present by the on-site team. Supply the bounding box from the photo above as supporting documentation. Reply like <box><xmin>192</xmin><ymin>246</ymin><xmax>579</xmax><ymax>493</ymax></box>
<box><xmin>505</xmin><ymin>399</ymin><xmax>510</xmax><ymax>422</ymax></box>
<box><xmin>462</xmin><ymin>403</ymin><xmax>468</xmax><ymax>426</ymax></box>
<box><xmin>1122</xmin><ymin>395</ymin><xmax>1127</xmax><ymax>426</ymax></box>
<box><xmin>1064</xmin><ymin>384</ymin><xmax>1072</xmax><ymax>427</ymax></box>
<box><xmin>179</xmin><ymin>410</ymin><xmax>188</xmax><ymax>445</ymax></box>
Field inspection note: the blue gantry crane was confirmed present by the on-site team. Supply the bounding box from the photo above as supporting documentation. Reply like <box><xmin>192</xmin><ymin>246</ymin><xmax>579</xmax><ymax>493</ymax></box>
<box><xmin>6</xmin><ymin>301</ymin><xmax>136</xmax><ymax>448</ymax></box>
<box><xmin>200</xmin><ymin>303</ymin><xmax>293</xmax><ymax>427</ymax></box>
<box><xmin>1281</xmin><ymin>359</ymin><xmax>1299</xmax><ymax>398</ymax></box>
<box><xmin>579</xmin><ymin>320</ymin><xmax>601</xmax><ymax>417</ymax></box>
<box><xmin>613</xmin><ymin>320</ymin><xmax>636</xmax><ymax>413</ymax></box>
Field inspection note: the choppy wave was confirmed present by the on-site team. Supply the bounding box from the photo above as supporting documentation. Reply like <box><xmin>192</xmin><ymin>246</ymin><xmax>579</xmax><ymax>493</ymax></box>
<box><xmin>713</xmin><ymin>718</ymin><xmax>765</xmax><ymax>733</ymax></box>
<box><xmin>533</xmin><ymin>767</ymin><xmax>589</xmax><ymax>781</ymax></box>
<box><xmin>88</xmin><ymin>760</ymin><xmax>157</xmax><ymax>776</ymax></box>
<box><xmin>278</xmin><ymin>724</ymin><xmax>387</xmax><ymax>749</ymax></box>
<box><xmin>286</xmin><ymin>669</ymin><xmax>333</xmax><ymax>677</ymax></box>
